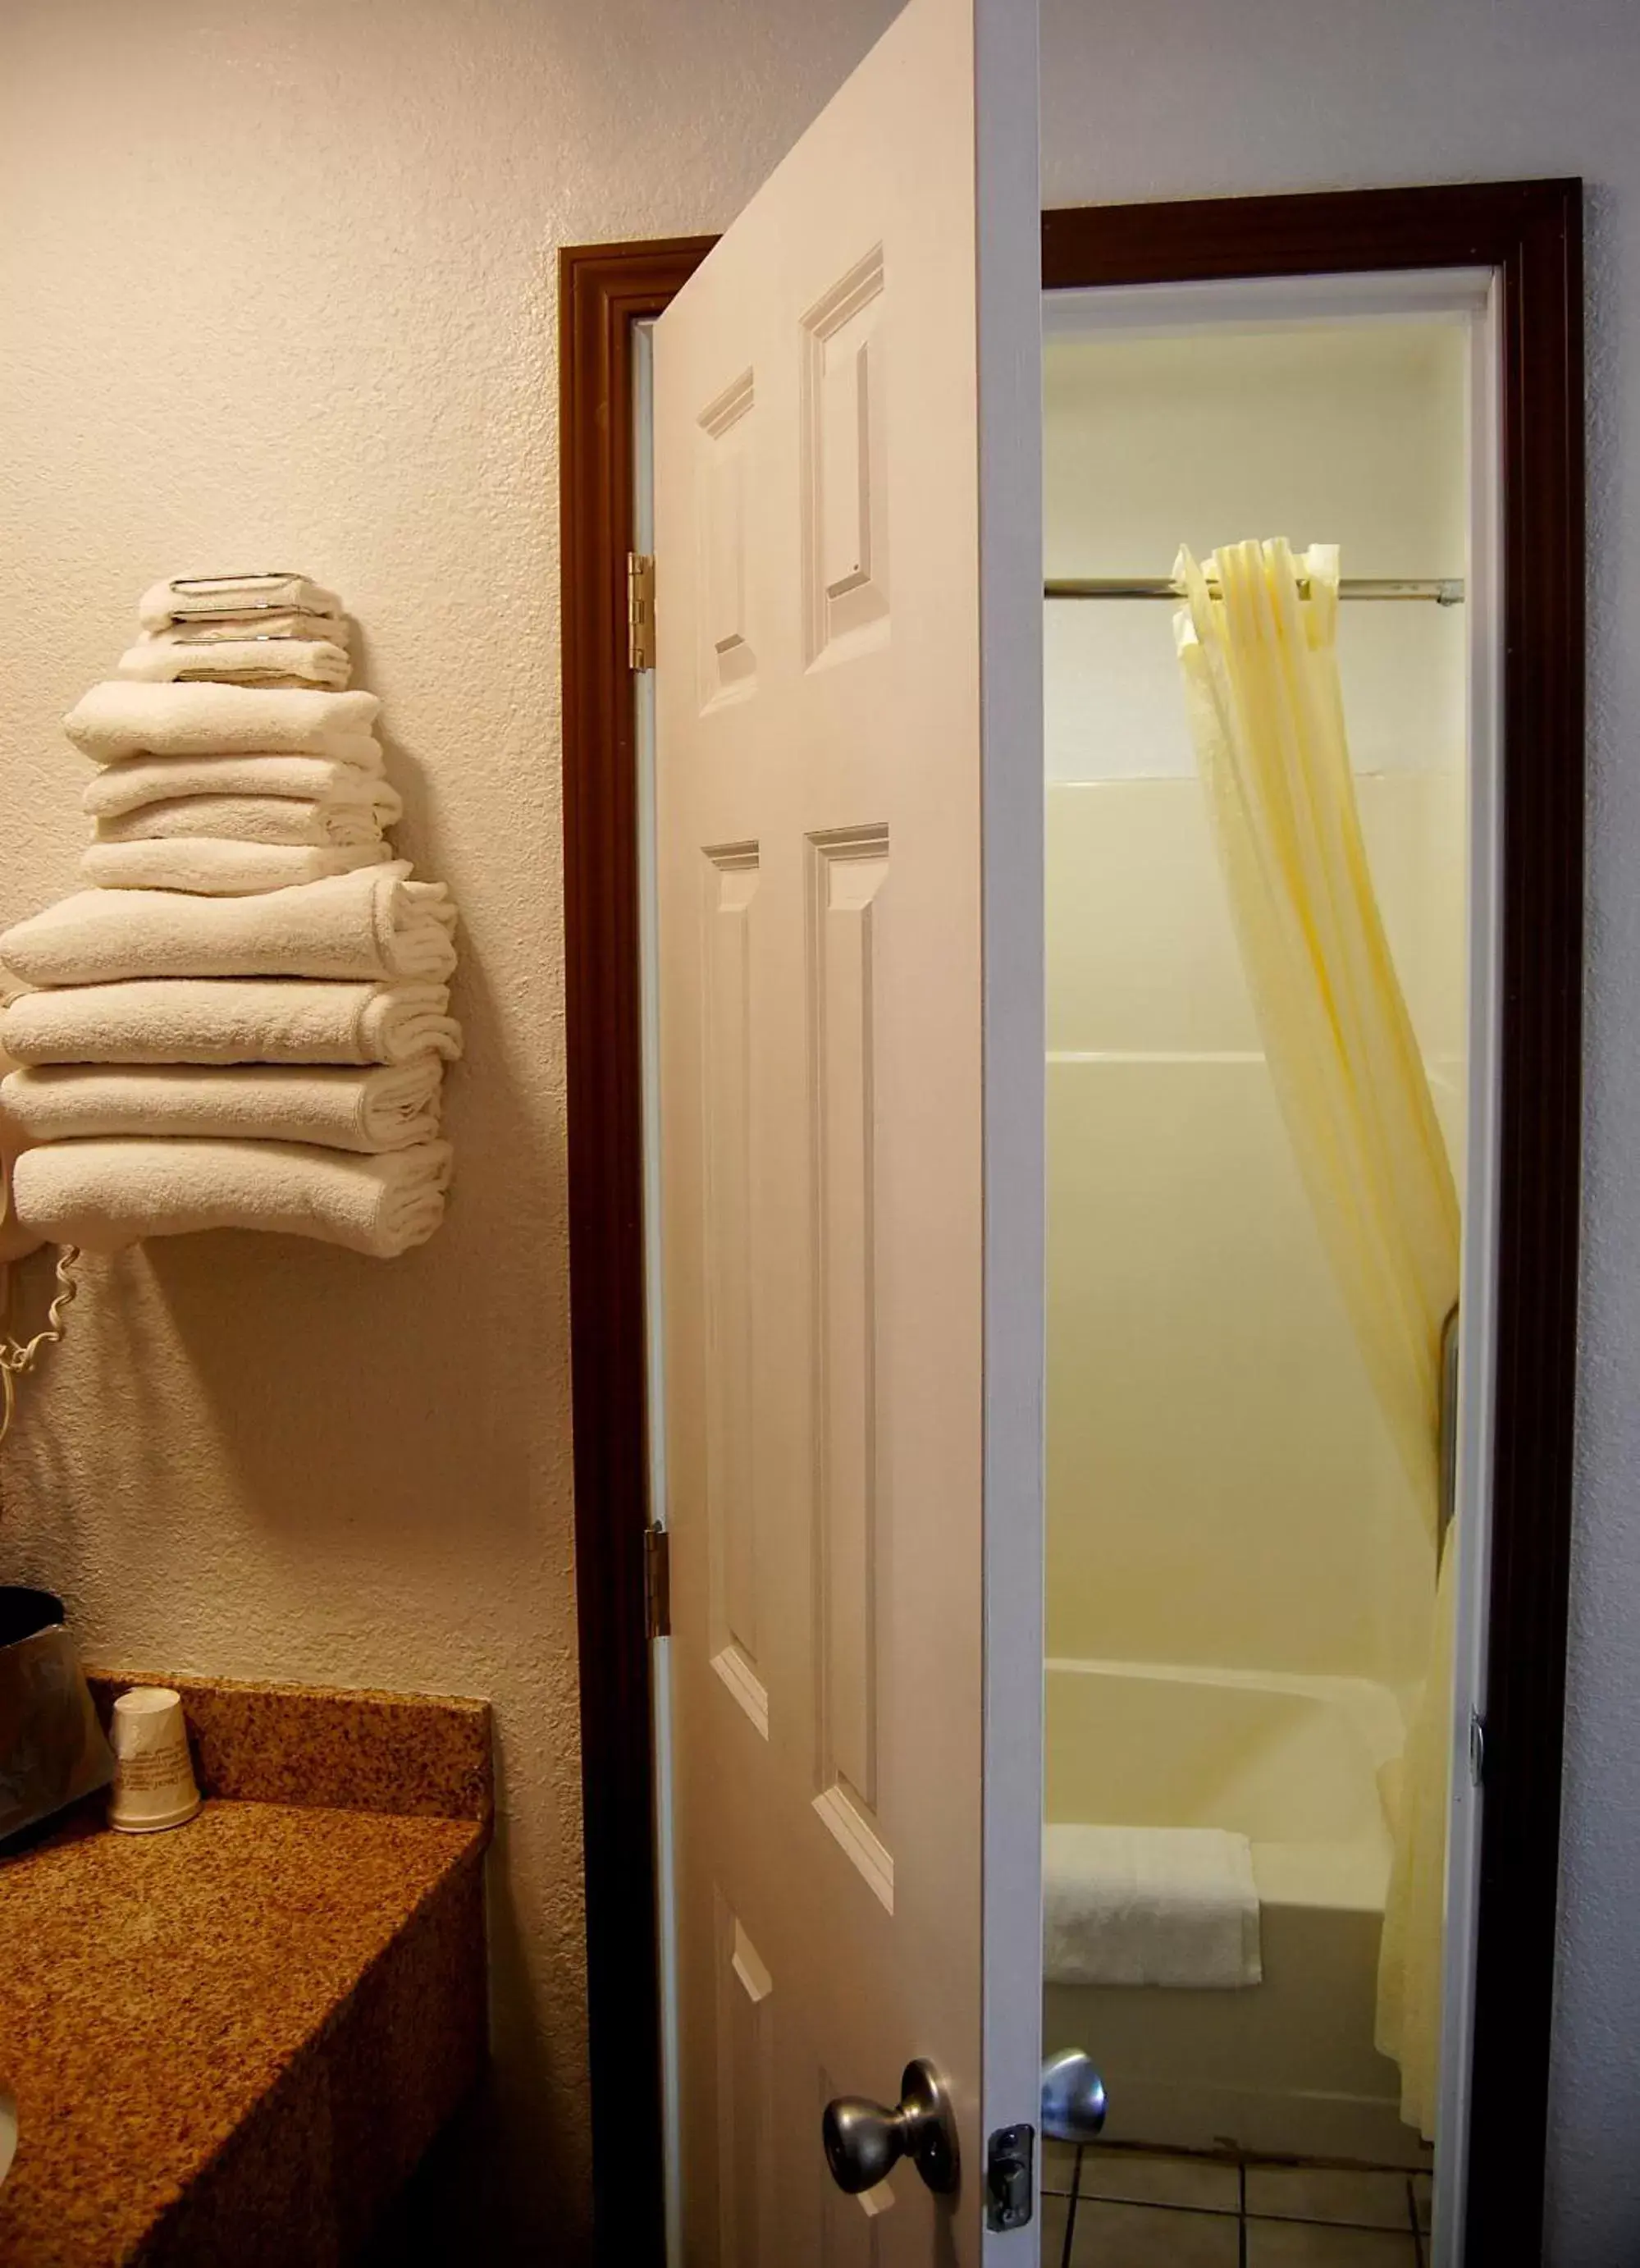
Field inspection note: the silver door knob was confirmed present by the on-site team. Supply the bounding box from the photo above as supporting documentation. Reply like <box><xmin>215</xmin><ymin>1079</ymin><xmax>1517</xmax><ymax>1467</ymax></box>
<box><xmin>821</xmin><ymin>2058</ymin><xmax>960</xmax><ymax>2196</ymax></box>
<box><xmin>1041</xmin><ymin>2048</ymin><xmax>1107</xmax><ymax>2143</ymax></box>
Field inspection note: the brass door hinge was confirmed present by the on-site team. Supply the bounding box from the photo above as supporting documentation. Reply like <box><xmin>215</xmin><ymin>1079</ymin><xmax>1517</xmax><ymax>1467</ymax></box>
<box><xmin>628</xmin><ymin>551</ymin><xmax>656</xmax><ymax>671</ymax></box>
<box><xmin>645</xmin><ymin>1523</ymin><xmax>671</xmax><ymax>1639</ymax></box>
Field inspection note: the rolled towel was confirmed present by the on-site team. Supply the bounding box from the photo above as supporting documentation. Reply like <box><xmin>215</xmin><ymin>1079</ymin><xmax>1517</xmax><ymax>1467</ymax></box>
<box><xmin>1</xmin><ymin>866</ymin><xmax>457</xmax><ymax>985</ymax></box>
<box><xmin>2</xmin><ymin>978</ymin><xmax>461</xmax><ymax>1068</ymax></box>
<box><xmin>135</xmin><ymin>613</ymin><xmax>349</xmax><ymax>649</ymax></box>
<box><xmin>2</xmin><ymin>1060</ymin><xmax>444</xmax><ymax>1154</ymax></box>
<box><xmin>81</xmin><ymin>839</ymin><xmax>391</xmax><ymax>894</ymax></box>
<box><xmin>63</xmin><ymin>681</ymin><xmax>380</xmax><ymax>763</ymax></box>
<box><xmin>95</xmin><ymin>796</ymin><xmax>386</xmax><ymax>850</ymax></box>
<box><xmin>116</xmin><ymin>639</ymin><xmax>350</xmax><ymax>689</ymax></box>
<box><xmin>1043</xmin><ymin>1823</ymin><xmax>1262</xmax><ymax>1989</ymax></box>
<box><xmin>11</xmin><ymin>1136</ymin><xmax>452</xmax><ymax>1258</ymax></box>
<box><xmin>138</xmin><ymin>575</ymin><xmax>343</xmax><ymax>629</ymax></box>
<box><xmin>84</xmin><ymin>754</ymin><xmax>387</xmax><ymax>820</ymax></box>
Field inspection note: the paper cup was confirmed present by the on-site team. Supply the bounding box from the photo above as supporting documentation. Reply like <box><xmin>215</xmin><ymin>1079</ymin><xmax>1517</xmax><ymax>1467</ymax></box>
<box><xmin>108</xmin><ymin>1687</ymin><xmax>201</xmax><ymax>1834</ymax></box>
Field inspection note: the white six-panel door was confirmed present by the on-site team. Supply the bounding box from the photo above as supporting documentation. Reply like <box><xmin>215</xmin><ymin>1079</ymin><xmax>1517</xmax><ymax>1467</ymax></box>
<box><xmin>653</xmin><ymin>1</ymin><xmax>1042</xmax><ymax>2256</ymax></box>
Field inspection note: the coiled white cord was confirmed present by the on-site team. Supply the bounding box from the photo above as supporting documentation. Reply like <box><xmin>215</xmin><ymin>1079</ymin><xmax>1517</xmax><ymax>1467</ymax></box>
<box><xmin>0</xmin><ymin>1182</ymin><xmax>79</xmax><ymax>1449</ymax></box>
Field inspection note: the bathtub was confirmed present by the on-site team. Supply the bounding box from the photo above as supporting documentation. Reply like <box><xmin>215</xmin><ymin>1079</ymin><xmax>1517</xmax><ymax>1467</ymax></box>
<box><xmin>1044</xmin><ymin>1657</ymin><xmax>1429</xmax><ymax>2170</ymax></box>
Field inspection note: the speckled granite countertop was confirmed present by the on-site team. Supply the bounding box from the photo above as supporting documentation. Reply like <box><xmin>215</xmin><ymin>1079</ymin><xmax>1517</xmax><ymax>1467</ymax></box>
<box><xmin>0</xmin><ymin>1673</ymin><xmax>491</xmax><ymax>2268</ymax></box>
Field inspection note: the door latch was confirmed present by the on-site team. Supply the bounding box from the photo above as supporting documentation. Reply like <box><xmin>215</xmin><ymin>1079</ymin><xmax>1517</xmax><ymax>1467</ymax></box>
<box><xmin>985</xmin><ymin>2122</ymin><xmax>1034</xmax><ymax>2232</ymax></box>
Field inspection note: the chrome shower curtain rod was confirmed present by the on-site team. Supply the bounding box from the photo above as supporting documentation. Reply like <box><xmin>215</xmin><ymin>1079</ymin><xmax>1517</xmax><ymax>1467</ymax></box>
<box><xmin>1045</xmin><ymin>575</ymin><xmax>1465</xmax><ymax>605</ymax></box>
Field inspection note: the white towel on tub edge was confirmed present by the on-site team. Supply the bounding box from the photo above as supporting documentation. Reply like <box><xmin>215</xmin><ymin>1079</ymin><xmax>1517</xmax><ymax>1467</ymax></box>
<box><xmin>1044</xmin><ymin>1822</ymin><xmax>1262</xmax><ymax>1989</ymax></box>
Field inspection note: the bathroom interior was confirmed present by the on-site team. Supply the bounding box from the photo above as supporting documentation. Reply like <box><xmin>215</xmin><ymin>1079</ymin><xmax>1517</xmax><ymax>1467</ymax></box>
<box><xmin>1036</xmin><ymin>294</ymin><xmax>1477</xmax><ymax>2264</ymax></box>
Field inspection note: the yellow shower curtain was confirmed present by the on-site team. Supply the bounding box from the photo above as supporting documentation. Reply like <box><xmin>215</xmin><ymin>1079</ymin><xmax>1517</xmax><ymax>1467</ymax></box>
<box><xmin>1173</xmin><ymin>538</ymin><xmax>1461</xmax><ymax>2139</ymax></box>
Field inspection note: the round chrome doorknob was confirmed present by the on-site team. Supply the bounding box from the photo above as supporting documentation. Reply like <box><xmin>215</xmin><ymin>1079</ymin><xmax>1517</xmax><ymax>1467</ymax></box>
<box><xmin>821</xmin><ymin>2058</ymin><xmax>960</xmax><ymax>2196</ymax></box>
<box><xmin>1040</xmin><ymin>2048</ymin><xmax>1108</xmax><ymax>2144</ymax></box>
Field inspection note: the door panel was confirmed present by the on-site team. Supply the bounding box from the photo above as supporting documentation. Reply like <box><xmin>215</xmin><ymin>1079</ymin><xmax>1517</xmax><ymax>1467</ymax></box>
<box><xmin>811</xmin><ymin>823</ymin><xmax>893</xmax><ymax>1908</ymax></box>
<box><xmin>700</xmin><ymin>841</ymin><xmax>765</xmax><ymax>1735</ymax></box>
<box><xmin>654</xmin><ymin>2</ymin><xmax>1042</xmax><ymax>2257</ymax></box>
<box><xmin>713</xmin><ymin>1893</ymin><xmax>776</xmax><ymax>2266</ymax></box>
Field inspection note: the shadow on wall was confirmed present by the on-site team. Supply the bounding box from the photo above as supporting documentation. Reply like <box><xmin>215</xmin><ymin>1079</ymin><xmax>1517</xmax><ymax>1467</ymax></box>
<box><xmin>356</xmin><ymin>1822</ymin><xmax>593</xmax><ymax>2264</ymax></box>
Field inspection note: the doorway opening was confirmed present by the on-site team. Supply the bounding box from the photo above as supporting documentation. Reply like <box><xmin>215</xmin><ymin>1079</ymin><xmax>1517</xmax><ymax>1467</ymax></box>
<box><xmin>559</xmin><ymin>180</ymin><xmax>1581</xmax><ymax>2268</ymax></box>
<box><xmin>1038</xmin><ymin>273</ymin><xmax>1495</xmax><ymax>2268</ymax></box>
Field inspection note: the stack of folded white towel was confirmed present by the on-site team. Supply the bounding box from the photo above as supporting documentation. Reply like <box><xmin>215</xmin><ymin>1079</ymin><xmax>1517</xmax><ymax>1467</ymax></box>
<box><xmin>0</xmin><ymin>576</ymin><xmax>458</xmax><ymax>1259</ymax></box>
<box><xmin>114</xmin><ymin>574</ymin><xmax>355</xmax><ymax>692</ymax></box>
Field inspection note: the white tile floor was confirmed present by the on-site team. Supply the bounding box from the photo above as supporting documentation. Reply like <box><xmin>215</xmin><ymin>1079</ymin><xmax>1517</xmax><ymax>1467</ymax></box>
<box><xmin>1245</xmin><ymin>2225</ymin><xmax>1418</xmax><ymax>2268</ymax></box>
<box><xmin>1245</xmin><ymin>2168</ymin><xmax>1414</xmax><ymax>2230</ymax></box>
<box><xmin>1040</xmin><ymin>2145</ymin><xmax>1432</xmax><ymax>2267</ymax></box>
<box><xmin>1072</xmin><ymin>2197</ymin><xmax>1241</xmax><ymax>2265</ymax></box>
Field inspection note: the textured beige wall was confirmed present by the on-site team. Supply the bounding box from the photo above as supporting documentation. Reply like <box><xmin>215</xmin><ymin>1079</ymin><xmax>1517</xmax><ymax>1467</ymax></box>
<box><xmin>0</xmin><ymin>1</ymin><xmax>894</xmax><ymax>2252</ymax></box>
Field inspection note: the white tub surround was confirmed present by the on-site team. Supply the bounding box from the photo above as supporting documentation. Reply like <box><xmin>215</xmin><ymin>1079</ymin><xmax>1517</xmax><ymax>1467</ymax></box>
<box><xmin>1044</xmin><ymin>1658</ymin><xmax>1425</xmax><ymax>2169</ymax></box>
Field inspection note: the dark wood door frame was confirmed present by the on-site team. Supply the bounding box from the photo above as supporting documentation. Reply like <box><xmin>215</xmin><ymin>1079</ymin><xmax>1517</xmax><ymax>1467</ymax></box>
<box><xmin>560</xmin><ymin>181</ymin><xmax>1583</xmax><ymax>2268</ymax></box>
<box><xmin>560</xmin><ymin>231</ymin><xmax>713</xmax><ymax>2268</ymax></box>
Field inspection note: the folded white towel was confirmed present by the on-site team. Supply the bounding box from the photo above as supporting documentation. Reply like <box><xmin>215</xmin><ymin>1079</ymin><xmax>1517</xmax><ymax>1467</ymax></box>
<box><xmin>83</xmin><ymin>754</ymin><xmax>387</xmax><ymax>821</ymax></box>
<box><xmin>11</xmin><ymin>1136</ymin><xmax>451</xmax><ymax>1258</ymax></box>
<box><xmin>116</xmin><ymin>639</ymin><xmax>351</xmax><ymax>689</ymax></box>
<box><xmin>0</xmin><ymin>1035</ymin><xmax>43</xmax><ymax>1264</ymax></box>
<box><xmin>138</xmin><ymin>575</ymin><xmax>343</xmax><ymax>629</ymax></box>
<box><xmin>1</xmin><ymin>867</ymin><xmax>456</xmax><ymax>986</ymax></box>
<box><xmin>81</xmin><ymin>839</ymin><xmax>391</xmax><ymax>894</ymax></box>
<box><xmin>95</xmin><ymin>796</ymin><xmax>386</xmax><ymax>850</ymax></box>
<box><xmin>1043</xmin><ymin>1824</ymin><xmax>1262</xmax><ymax>1989</ymax></box>
<box><xmin>2</xmin><ymin>1060</ymin><xmax>444</xmax><ymax>1153</ymax></box>
<box><xmin>63</xmin><ymin>682</ymin><xmax>380</xmax><ymax>763</ymax></box>
<box><xmin>85</xmin><ymin>756</ymin><xmax>394</xmax><ymax>825</ymax></box>
<box><xmin>2</xmin><ymin>978</ymin><xmax>460</xmax><ymax>1068</ymax></box>
<box><xmin>135</xmin><ymin>613</ymin><xmax>349</xmax><ymax>649</ymax></box>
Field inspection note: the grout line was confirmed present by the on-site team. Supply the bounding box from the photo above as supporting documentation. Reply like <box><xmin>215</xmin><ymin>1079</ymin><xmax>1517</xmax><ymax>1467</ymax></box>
<box><xmin>1085</xmin><ymin>2193</ymin><xmax>1423</xmax><ymax>2233</ymax></box>
<box><xmin>1104</xmin><ymin>2192</ymin><xmax>1439</xmax><ymax>2238</ymax></box>
<box><xmin>1059</xmin><ymin>2143</ymin><xmax>1081</xmax><ymax>2268</ymax></box>
<box><xmin>1080</xmin><ymin>2197</ymin><xmax>1239</xmax><ymax>2221</ymax></box>
<box><xmin>1251</xmin><ymin>2216</ymin><xmax>1428</xmax><ymax>2234</ymax></box>
<box><xmin>1090</xmin><ymin>2138</ymin><xmax>1431</xmax><ymax>2175</ymax></box>
<box><xmin>1239</xmin><ymin>2160</ymin><xmax>1248</xmax><ymax>2268</ymax></box>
